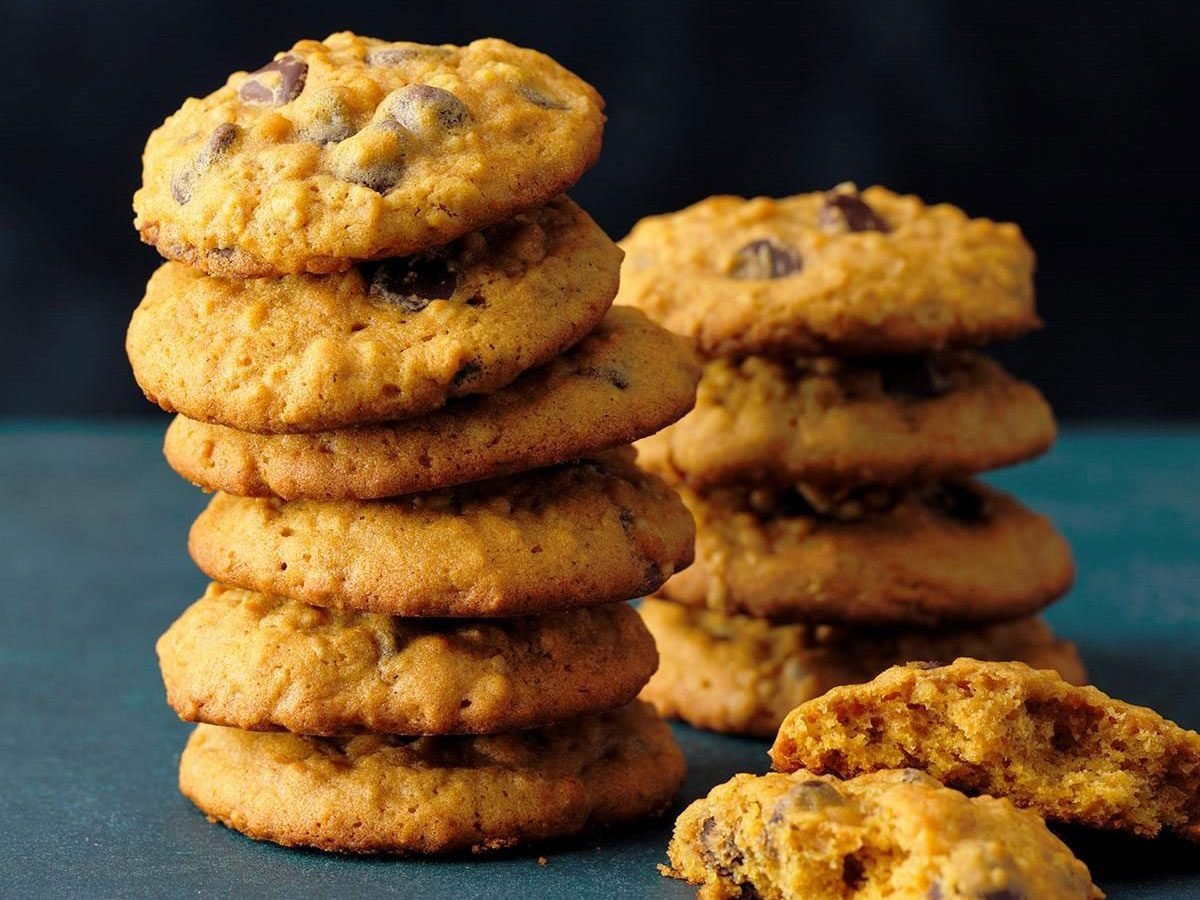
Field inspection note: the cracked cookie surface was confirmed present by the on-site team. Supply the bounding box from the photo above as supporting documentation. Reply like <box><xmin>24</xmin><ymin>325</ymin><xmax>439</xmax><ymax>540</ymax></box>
<box><xmin>771</xmin><ymin>659</ymin><xmax>1200</xmax><ymax>841</ymax></box>
<box><xmin>127</xmin><ymin>197</ymin><xmax>619</xmax><ymax>433</ymax></box>
<box><xmin>135</xmin><ymin>34</ymin><xmax>605</xmax><ymax>275</ymax></box>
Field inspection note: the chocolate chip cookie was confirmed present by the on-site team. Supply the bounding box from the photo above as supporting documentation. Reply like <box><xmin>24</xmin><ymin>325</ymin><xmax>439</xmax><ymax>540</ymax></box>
<box><xmin>639</xmin><ymin>599</ymin><xmax>1085</xmax><ymax>738</ymax></box>
<box><xmin>663</xmin><ymin>768</ymin><xmax>1101</xmax><ymax>899</ymax></box>
<box><xmin>771</xmin><ymin>659</ymin><xmax>1200</xmax><ymax>841</ymax></box>
<box><xmin>159</xmin><ymin>584</ymin><xmax>656</xmax><ymax>735</ymax></box>
<box><xmin>636</xmin><ymin>350</ymin><xmax>1055</xmax><ymax>489</ymax></box>
<box><xmin>179</xmin><ymin>701</ymin><xmax>684</xmax><ymax>853</ymax></box>
<box><xmin>659</xmin><ymin>480</ymin><xmax>1074</xmax><ymax>626</ymax></box>
<box><xmin>188</xmin><ymin>451</ymin><xmax>694</xmax><ymax>616</ymax></box>
<box><xmin>162</xmin><ymin>307</ymin><xmax>701</xmax><ymax>499</ymax></box>
<box><xmin>135</xmin><ymin>34</ymin><xmax>605</xmax><ymax>275</ymax></box>
<box><xmin>127</xmin><ymin>197</ymin><xmax>619</xmax><ymax>433</ymax></box>
<box><xmin>618</xmin><ymin>184</ymin><xmax>1039</xmax><ymax>357</ymax></box>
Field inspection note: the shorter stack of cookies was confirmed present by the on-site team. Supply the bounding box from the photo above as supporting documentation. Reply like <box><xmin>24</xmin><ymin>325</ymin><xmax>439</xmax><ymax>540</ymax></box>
<box><xmin>619</xmin><ymin>185</ymin><xmax>1082</xmax><ymax>737</ymax></box>
<box><xmin>127</xmin><ymin>33</ymin><xmax>700</xmax><ymax>853</ymax></box>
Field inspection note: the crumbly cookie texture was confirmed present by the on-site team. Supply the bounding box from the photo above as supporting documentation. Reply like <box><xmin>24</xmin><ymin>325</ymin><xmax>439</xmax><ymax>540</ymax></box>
<box><xmin>659</xmin><ymin>479</ymin><xmax>1074</xmax><ymax>626</ymax></box>
<box><xmin>771</xmin><ymin>659</ymin><xmax>1200</xmax><ymax>841</ymax></box>
<box><xmin>639</xmin><ymin>600</ymin><xmax>1085</xmax><ymax>738</ymax></box>
<box><xmin>188</xmin><ymin>450</ymin><xmax>694</xmax><ymax>616</ymax></box>
<box><xmin>636</xmin><ymin>351</ymin><xmax>1055</xmax><ymax>490</ymax></box>
<box><xmin>162</xmin><ymin>307</ymin><xmax>701</xmax><ymax>500</ymax></box>
<box><xmin>135</xmin><ymin>34</ymin><xmax>605</xmax><ymax>275</ymax></box>
<box><xmin>128</xmin><ymin>197</ymin><xmax>619</xmax><ymax>433</ymax></box>
<box><xmin>618</xmin><ymin>185</ymin><xmax>1038</xmax><ymax>356</ymax></box>
<box><xmin>179</xmin><ymin>701</ymin><xmax>684</xmax><ymax>853</ymax></box>
<box><xmin>159</xmin><ymin>584</ymin><xmax>657</xmax><ymax>735</ymax></box>
<box><xmin>663</xmin><ymin>768</ymin><xmax>1101</xmax><ymax>900</ymax></box>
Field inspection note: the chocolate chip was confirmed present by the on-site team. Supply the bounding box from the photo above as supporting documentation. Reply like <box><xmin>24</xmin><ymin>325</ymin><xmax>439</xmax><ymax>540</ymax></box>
<box><xmin>842</xmin><ymin>853</ymin><xmax>866</xmax><ymax>890</ymax></box>
<box><xmin>910</xmin><ymin>661</ymin><xmax>948</xmax><ymax>671</ymax></box>
<box><xmin>729</xmin><ymin>239</ymin><xmax>802</xmax><ymax>279</ymax></box>
<box><xmin>239</xmin><ymin>55</ymin><xmax>308</xmax><ymax>107</ymax></box>
<box><xmin>618</xmin><ymin>508</ymin><xmax>636</xmax><ymax>533</ymax></box>
<box><xmin>922</xmin><ymin>481</ymin><xmax>990</xmax><ymax>525</ymax></box>
<box><xmin>579</xmin><ymin>365</ymin><xmax>631</xmax><ymax>390</ymax></box>
<box><xmin>297</xmin><ymin>94</ymin><xmax>358</xmax><ymax>145</ymax></box>
<box><xmin>335</xmin><ymin>123</ymin><xmax>408</xmax><ymax>193</ymax></box>
<box><xmin>171</xmin><ymin>123</ymin><xmax>240</xmax><ymax>204</ymax></box>
<box><xmin>366</xmin><ymin>45</ymin><xmax>451</xmax><ymax>66</ymax></box>
<box><xmin>820</xmin><ymin>189</ymin><xmax>890</xmax><ymax>233</ymax></box>
<box><xmin>518</xmin><ymin>84</ymin><xmax>569</xmax><ymax>109</ymax></box>
<box><xmin>699</xmin><ymin>817</ymin><xmax>741</xmax><ymax>877</ymax></box>
<box><xmin>928</xmin><ymin>885</ymin><xmax>944</xmax><ymax>900</ymax></box>
<box><xmin>386</xmin><ymin>85</ymin><xmax>471</xmax><ymax>138</ymax></box>
<box><xmin>769</xmin><ymin>780</ymin><xmax>845</xmax><ymax>824</ymax></box>
<box><xmin>876</xmin><ymin>355</ymin><xmax>954</xmax><ymax>400</ymax></box>
<box><xmin>170</xmin><ymin>170</ymin><xmax>193</xmax><ymax>205</ymax></box>
<box><xmin>364</xmin><ymin>255</ymin><xmax>459</xmax><ymax>312</ymax></box>
<box><xmin>450</xmin><ymin>360</ymin><xmax>482</xmax><ymax>389</ymax></box>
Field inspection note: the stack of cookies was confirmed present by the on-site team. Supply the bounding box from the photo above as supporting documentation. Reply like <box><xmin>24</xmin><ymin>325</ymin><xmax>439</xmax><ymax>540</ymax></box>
<box><xmin>619</xmin><ymin>185</ymin><xmax>1082</xmax><ymax>737</ymax></box>
<box><xmin>126</xmin><ymin>33</ymin><xmax>701</xmax><ymax>853</ymax></box>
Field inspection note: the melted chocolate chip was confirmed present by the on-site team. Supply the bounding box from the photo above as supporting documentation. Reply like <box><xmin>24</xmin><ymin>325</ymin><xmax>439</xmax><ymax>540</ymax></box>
<box><xmin>909</xmin><ymin>660</ymin><xmax>948</xmax><ymax>671</ymax></box>
<box><xmin>171</xmin><ymin>123</ymin><xmax>240</xmax><ymax>204</ymax></box>
<box><xmin>875</xmin><ymin>355</ymin><xmax>954</xmax><ymax>400</ymax></box>
<box><xmin>842</xmin><ymin>853</ymin><xmax>867</xmax><ymax>890</ymax></box>
<box><xmin>366</xmin><ymin>45</ymin><xmax>450</xmax><ymax>66</ymax></box>
<box><xmin>729</xmin><ymin>239</ymin><xmax>802</xmax><ymax>279</ymax></box>
<box><xmin>239</xmin><ymin>55</ymin><xmax>308</xmax><ymax>107</ymax></box>
<box><xmin>579</xmin><ymin>365</ymin><xmax>631</xmax><ymax>390</ymax></box>
<box><xmin>365</xmin><ymin>255</ymin><xmax>459</xmax><ymax>312</ymax></box>
<box><xmin>769</xmin><ymin>780</ymin><xmax>845</xmax><ymax>825</ymax></box>
<box><xmin>820</xmin><ymin>190</ymin><xmax>890</xmax><ymax>233</ymax></box>
<box><xmin>450</xmin><ymin>360</ymin><xmax>482</xmax><ymax>389</ymax></box>
<box><xmin>388</xmin><ymin>84</ymin><xmax>471</xmax><ymax>136</ymax></box>
<box><xmin>699</xmin><ymin>817</ymin><xmax>742</xmax><ymax>877</ymax></box>
<box><xmin>518</xmin><ymin>84</ymin><xmax>569</xmax><ymax>109</ymax></box>
<box><xmin>170</xmin><ymin>170</ymin><xmax>193</xmax><ymax>205</ymax></box>
<box><xmin>922</xmin><ymin>481</ymin><xmax>990</xmax><ymax>525</ymax></box>
<box><xmin>336</xmin><ymin>122</ymin><xmax>408</xmax><ymax>193</ymax></box>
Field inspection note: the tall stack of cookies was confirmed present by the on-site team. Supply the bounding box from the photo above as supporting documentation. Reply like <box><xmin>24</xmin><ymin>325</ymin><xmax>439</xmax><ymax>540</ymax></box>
<box><xmin>619</xmin><ymin>185</ymin><xmax>1083</xmax><ymax>738</ymax></box>
<box><xmin>126</xmin><ymin>33</ymin><xmax>700</xmax><ymax>853</ymax></box>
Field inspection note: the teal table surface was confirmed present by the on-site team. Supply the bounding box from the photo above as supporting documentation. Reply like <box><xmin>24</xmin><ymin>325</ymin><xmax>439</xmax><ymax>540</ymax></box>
<box><xmin>2</xmin><ymin>421</ymin><xmax>1199</xmax><ymax>899</ymax></box>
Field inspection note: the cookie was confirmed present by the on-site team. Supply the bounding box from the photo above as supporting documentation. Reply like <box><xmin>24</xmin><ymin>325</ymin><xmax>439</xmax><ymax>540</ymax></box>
<box><xmin>158</xmin><ymin>583</ymin><xmax>656</xmax><ymax>735</ymax></box>
<box><xmin>618</xmin><ymin>185</ymin><xmax>1038</xmax><ymax>357</ymax></box>
<box><xmin>659</xmin><ymin>479</ymin><xmax>1074</xmax><ymax>626</ymax></box>
<box><xmin>179</xmin><ymin>701</ymin><xmax>684</xmax><ymax>853</ymax></box>
<box><xmin>188</xmin><ymin>450</ymin><xmax>694</xmax><ymax>616</ymax></box>
<box><xmin>127</xmin><ymin>197</ymin><xmax>619</xmax><ymax>433</ymax></box>
<box><xmin>636</xmin><ymin>351</ymin><xmax>1055</xmax><ymax>490</ymax></box>
<box><xmin>771</xmin><ymin>659</ymin><xmax>1200</xmax><ymax>841</ymax></box>
<box><xmin>134</xmin><ymin>34</ymin><xmax>605</xmax><ymax>276</ymax></box>
<box><xmin>162</xmin><ymin>307</ymin><xmax>701</xmax><ymax>499</ymax></box>
<box><xmin>663</xmin><ymin>768</ymin><xmax>1101</xmax><ymax>899</ymax></box>
<box><xmin>639</xmin><ymin>599</ymin><xmax>1085</xmax><ymax>738</ymax></box>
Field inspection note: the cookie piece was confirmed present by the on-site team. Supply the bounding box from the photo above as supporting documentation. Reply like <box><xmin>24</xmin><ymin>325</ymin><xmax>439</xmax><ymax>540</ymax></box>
<box><xmin>663</xmin><ymin>768</ymin><xmax>1101</xmax><ymax>899</ymax></box>
<box><xmin>659</xmin><ymin>480</ymin><xmax>1074</xmax><ymax>626</ymax></box>
<box><xmin>158</xmin><ymin>584</ymin><xmax>655</xmax><ymax>735</ymax></box>
<box><xmin>134</xmin><ymin>34</ymin><xmax>605</xmax><ymax>276</ymax></box>
<box><xmin>771</xmin><ymin>659</ymin><xmax>1200</xmax><ymax>841</ymax></box>
<box><xmin>618</xmin><ymin>185</ymin><xmax>1038</xmax><ymax>357</ymax></box>
<box><xmin>639</xmin><ymin>599</ymin><xmax>1085</xmax><ymax>738</ymax></box>
<box><xmin>180</xmin><ymin>701</ymin><xmax>684</xmax><ymax>853</ymax></box>
<box><xmin>637</xmin><ymin>351</ymin><xmax>1055</xmax><ymax>490</ymax></box>
<box><xmin>127</xmin><ymin>198</ymin><xmax>619</xmax><ymax>433</ymax></box>
<box><xmin>188</xmin><ymin>450</ymin><xmax>694</xmax><ymax>616</ymax></box>
<box><xmin>162</xmin><ymin>307</ymin><xmax>701</xmax><ymax>499</ymax></box>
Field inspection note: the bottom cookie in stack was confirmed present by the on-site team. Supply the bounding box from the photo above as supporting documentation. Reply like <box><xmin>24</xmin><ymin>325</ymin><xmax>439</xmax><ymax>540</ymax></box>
<box><xmin>639</xmin><ymin>599</ymin><xmax>1085</xmax><ymax>738</ymax></box>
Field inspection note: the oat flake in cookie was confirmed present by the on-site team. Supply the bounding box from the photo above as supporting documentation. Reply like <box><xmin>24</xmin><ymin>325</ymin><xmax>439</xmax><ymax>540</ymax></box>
<box><xmin>619</xmin><ymin>184</ymin><xmax>1040</xmax><ymax>356</ymax></box>
<box><xmin>134</xmin><ymin>34</ymin><xmax>606</xmax><ymax>275</ymax></box>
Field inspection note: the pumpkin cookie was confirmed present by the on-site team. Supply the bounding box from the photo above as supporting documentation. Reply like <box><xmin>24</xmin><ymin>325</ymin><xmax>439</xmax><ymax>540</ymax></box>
<box><xmin>134</xmin><ymin>34</ymin><xmax>605</xmax><ymax>275</ymax></box>
<box><xmin>639</xmin><ymin>599</ymin><xmax>1084</xmax><ymax>737</ymax></box>
<box><xmin>188</xmin><ymin>450</ymin><xmax>694</xmax><ymax>616</ymax></box>
<box><xmin>636</xmin><ymin>351</ymin><xmax>1055</xmax><ymax>489</ymax></box>
<box><xmin>663</xmin><ymin>768</ymin><xmax>1101</xmax><ymax>899</ymax></box>
<box><xmin>127</xmin><ymin>197</ymin><xmax>619</xmax><ymax>433</ymax></box>
<box><xmin>158</xmin><ymin>584</ymin><xmax>656</xmax><ymax>735</ymax></box>
<box><xmin>660</xmin><ymin>480</ymin><xmax>1073</xmax><ymax>626</ymax></box>
<box><xmin>618</xmin><ymin>185</ymin><xmax>1038</xmax><ymax>357</ymax></box>
<box><xmin>163</xmin><ymin>307</ymin><xmax>700</xmax><ymax>499</ymax></box>
<box><xmin>771</xmin><ymin>659</ymin><xmax>1200</xmax><ymax>840</ymax></box>
<box><xmin>179</xmin><ymin>701</ymin><xmax>684</xmax><ymax>853</ymax></box>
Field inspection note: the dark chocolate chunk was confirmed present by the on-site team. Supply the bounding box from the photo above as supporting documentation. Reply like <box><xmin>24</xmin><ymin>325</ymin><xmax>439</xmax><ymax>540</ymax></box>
<box><xmin>922</xmin><ymin>481</ymin><xmax>990</xmax><ymax>525</ymax></box>
<box><xmin>239</xmin><ymin>55</ymin><xmax>308</xmax><ymax>107</ymax></box>
<box><xmin>171</xmin><ymin>124</ymin><xmax>240</xmax><ymax>204</ymax></box>
<box><xmin>729</xmin><ymin>239</ymin><xmax>802</xmax><ymax>279</ymax></box>
<box><xmin>388</xmin><ymin>84</ymin><xmax>471</xmax><ymax>135</ymax></box>
<box><xmin>518</xmin><ymin>84</ymin><xmax>569</xmax><ymax>110</ymax></box>
<box><xmin>365</xmin><ymin>255</ymin><xmax>459</xmax><ymax>312</ymax></box>
<box><xmin>769</xmin><ymin>780</ymin><xmax>846</xmax><ymax>825</ymax></box>
<box><xmin>820</xmin><ymin>189</ymin><xmax>890</xmax><ymax>233</ymax></box>
<box><xmin>875</xmin><ymin>355</ymin><xmax>954</xmax><ymax>400</ymax></box>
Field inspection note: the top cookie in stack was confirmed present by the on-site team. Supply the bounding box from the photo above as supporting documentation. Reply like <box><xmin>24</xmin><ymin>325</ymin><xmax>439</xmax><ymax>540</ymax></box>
<box><xmin>126</xmin><ymin>33</ymin><xmax>700</xmax><ymax>855</ymax></box>
<box><xmin>619</xmin><ymin>185</ymin><xmax>1079</xmax><ymax>737</ymax></box>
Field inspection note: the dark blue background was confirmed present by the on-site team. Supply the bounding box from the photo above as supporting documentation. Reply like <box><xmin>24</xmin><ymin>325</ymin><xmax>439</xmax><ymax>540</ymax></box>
<box><xmin>1</xmin><ymin>0</ymin><xmax>1197</xmax><ymax>419</ymax></box>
